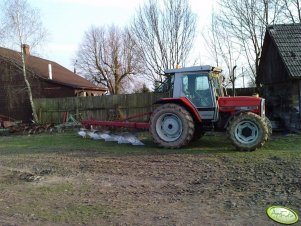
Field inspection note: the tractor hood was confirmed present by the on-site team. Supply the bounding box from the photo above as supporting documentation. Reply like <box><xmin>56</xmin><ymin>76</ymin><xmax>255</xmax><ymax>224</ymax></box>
<box><xmin>218</xmin><ymin>96</ymin><xmax>264</xmax><ymax>116</ymax></box>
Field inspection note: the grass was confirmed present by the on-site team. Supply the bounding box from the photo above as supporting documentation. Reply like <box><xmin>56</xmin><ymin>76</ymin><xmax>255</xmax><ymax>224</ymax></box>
<box><xmin>7</xmin><ymin>189</ymin><xmax>112</xmax><ymax>224</ymax></box>
<box><xmin>0</xmin><ymin>131</ymin><xmax>300</xmax><ymax>170</ymax></box>
<box><xmin>34</xmin><ymin>204</ymin><xmax>111</xmax><ymax>223</ymax></box>
<box><xmin>12</xmin><ymin>185</ymin><xmax>112</xmax><ymax>223</ymax></box>
<box><xmin>0</xmin><ymin>131</ymin><xmax>300</xmax><ymax>176</ymax></box>
<box><xmin>37</xmin><ymin>182</ymin><xmax>74</xmax><ymax>194</ymax></box>
<box><xmin>0</xmin><ymin>131</ymin><xmax>300</xmax><ymax>156</ymax></box>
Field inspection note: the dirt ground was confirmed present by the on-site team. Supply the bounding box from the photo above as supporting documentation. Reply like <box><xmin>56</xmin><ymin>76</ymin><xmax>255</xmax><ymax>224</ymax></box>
<box><xmin>0</xmin><ymin>134</ymin><xmax>300</xmax><ymax>225</ymax></box>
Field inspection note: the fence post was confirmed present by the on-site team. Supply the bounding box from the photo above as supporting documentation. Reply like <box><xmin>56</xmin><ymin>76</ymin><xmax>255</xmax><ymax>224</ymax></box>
<box><xmin>76</xmin><ymin>97</ymin><xmax>79</xmax><ymax>120</ymax></box>
<box><xmin>38</xmin><ymin>107</ymin><xmax>42</xmax><ymax>123</ymax></box>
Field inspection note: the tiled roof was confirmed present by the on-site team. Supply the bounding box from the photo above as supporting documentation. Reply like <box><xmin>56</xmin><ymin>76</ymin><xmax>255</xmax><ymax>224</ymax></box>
<box><xmin>0</xmin><ymin>46</ymin><xmax>106</xmax><ymax>91</ymax></box>
<box><xmin>267</xmin><ymin>23</ymin><xmax>301</xmax><ymax>78</ymax></box>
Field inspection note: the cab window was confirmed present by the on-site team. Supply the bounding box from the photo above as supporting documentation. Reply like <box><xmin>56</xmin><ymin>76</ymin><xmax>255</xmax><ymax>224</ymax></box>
<box><xmin>182</xmin><ymin>73</ymin><xmax>213</xmax><ymax>107</ymax></box>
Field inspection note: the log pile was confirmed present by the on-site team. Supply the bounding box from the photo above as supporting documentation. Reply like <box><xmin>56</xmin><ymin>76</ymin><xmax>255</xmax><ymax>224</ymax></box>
<box><xmin>0</xmin><ymin>115</ymin><xmax>54</xmax><ymax>135</ymax></box>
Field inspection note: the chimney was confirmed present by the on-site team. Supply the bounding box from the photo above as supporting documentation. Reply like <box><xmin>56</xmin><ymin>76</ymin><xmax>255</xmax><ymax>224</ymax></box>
<box><xmin>22</xmin><ymin>44</ymin><xmax>30</xmax><ymax>55</ymax></box>
<box><xmin>48</xmin><ymin>63</ymin><xmax>53</xmax><ymax>80</ymax></box>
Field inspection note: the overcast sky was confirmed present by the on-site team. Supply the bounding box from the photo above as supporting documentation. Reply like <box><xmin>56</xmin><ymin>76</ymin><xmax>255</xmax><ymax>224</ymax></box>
<box><xmin>28</xmin><ymin>0</ymin><xmax>216</xmax><ymax>71</ymax></box>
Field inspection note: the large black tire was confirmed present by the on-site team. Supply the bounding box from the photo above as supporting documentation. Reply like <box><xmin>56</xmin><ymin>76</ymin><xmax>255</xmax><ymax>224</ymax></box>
<box><xmin>150</xmin><ymin>104</ymin><xmax>194</xmax><ymax>148</ymax></box>
<box><xmin>227</xmin><ymin>112</ymin><xmax>269</xmax><ymax>151</ymax></box>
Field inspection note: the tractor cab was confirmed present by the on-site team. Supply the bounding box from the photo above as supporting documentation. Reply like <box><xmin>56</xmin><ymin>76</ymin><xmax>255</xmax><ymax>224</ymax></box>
<box><xmin>164</xmin><ymin>65</ymin><xmax>223</xmax><ymax>122</ymax></box>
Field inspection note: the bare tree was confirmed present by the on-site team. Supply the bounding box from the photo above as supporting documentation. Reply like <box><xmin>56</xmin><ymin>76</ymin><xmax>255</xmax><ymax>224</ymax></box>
<box><xmin>131</xmin><ymin>0</ymin><xmax>197</xmax><ymax>84</ymax></box>
<box><xmin>74</xmin><ymin>25</ymin><xmax>142</xmax><ymax>94</ymax></box>
<box><xmin>0</xmin><ymin>22</ymin><xmax>4</xmax><ymax>44</ymax></box>
<box><xmin>1</xmin><ymin>0</ymin><xmax>48</xmax><ymax>123</ymax></box>
<box><xmin>202</xmin><ymin>14</ymin><xmax>243</xmax><ymax>88</ymax></box>
<box><xmin>214</xmin><ymin>0</ymin><xmax>284</xmax><ymax>86</ymax></box>
<box><xmin>281</xmin><ymin>0</ymin><xmax>301</xmax><ymax>22</ymax></box>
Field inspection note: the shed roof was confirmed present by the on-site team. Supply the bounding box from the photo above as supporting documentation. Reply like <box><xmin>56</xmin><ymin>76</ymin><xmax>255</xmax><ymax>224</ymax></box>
<box><xmin>267</xmin><ymin>23</ymin><xmax>301</xmax><ymax>78</ymax></box>
<box><xmin>0</xmin><ymin>46</ymin><xmax>106</xmax><ymax>91</ymax></box>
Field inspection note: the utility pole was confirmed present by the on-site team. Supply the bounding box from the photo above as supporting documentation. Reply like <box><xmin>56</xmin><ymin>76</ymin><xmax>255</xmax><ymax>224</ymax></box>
<box><xmin>232</xmin><ymin>65</ymin><xmax>237</xmax><ymax>96</ymax></box>
<box><xmin>242</xmin><ymin>67</ymin><xmax>245</xmax><ymax>88</ymax></box>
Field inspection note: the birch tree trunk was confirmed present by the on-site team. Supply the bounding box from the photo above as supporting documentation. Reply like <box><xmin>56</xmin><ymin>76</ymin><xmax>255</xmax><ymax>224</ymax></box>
<box><xmin>21</xmin><ymin>48</ymin><xmax>39</xmax><ymax>123</ymax></box>
<box><xmin>1</xmin><ymin>0</ymin><xmax>48</xmax><ymax>123</ymax></box>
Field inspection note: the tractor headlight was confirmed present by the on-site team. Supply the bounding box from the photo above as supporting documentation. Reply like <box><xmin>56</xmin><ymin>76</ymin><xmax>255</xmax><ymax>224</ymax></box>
<box><xmin>261</xmin><ymin>99</ymin><xmax>265</xmax><ymax>117</ymax></box>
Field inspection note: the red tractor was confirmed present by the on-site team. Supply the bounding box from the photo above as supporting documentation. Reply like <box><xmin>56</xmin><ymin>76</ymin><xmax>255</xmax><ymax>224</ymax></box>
<box><xmin>149</xmin><ymin>65</ymin><xmax>270</xmax><ymax>151</ymax></box>
<box><xmin>82</xmin><ymin>65</ymin><xmax>270</xmax><ymax>151</ymax></box>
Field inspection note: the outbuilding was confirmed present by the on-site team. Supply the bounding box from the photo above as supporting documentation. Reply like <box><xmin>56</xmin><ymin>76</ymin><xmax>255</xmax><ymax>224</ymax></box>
<box><xmin>257</xmin><ymin>23</ymin><xmax>301</xmax><ymax>131</ymax></box>
<box><xmin>0</xmin><ymin>45</ymin><xmax>106</xmax><ymax>122</ymax></box>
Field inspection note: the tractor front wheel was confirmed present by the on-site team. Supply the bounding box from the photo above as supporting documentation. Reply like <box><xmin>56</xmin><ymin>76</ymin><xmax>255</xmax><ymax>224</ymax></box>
<box><xmin>150</xmin><ymin>104</ymin><xmax>194</xmax><ymax>148</ymax></box>
<box><xmin>227</xmin><ymin>112</ymin><xmax>268</xmax><ymax>151</ymax></box>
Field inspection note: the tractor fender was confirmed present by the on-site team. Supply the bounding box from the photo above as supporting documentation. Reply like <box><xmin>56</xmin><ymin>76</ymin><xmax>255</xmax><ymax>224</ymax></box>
<box><xmin>153</xmin><ymin>97</ymin><xmax>202</xmax><ymax>123</ymax></box>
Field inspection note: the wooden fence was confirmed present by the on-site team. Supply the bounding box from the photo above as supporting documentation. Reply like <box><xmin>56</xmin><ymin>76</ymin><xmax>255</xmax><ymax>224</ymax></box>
<box><xmin>34</xmin><ymin>92</ymin><xmax>169</xmax><ymax>124</ymax></box>
<box><xmin>34</xmin><ymin>88</ymin><xmax>258</xmax><ymax>124</ymax></box>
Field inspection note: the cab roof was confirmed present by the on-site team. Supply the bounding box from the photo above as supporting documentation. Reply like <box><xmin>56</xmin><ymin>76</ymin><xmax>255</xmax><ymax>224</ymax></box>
<box><xmin>164</xmin><ymin>65</ymin><xmax>213</xmax><ymax>74</ymax></box>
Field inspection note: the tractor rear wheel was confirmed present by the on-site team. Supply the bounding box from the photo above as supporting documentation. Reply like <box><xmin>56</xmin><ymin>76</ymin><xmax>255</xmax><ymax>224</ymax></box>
<box><xmin>227</xmin><ymin>112</ymin><xmax>268</xmax><ymax>151</ymax></box>
<box><xmin>150</xmin><ymin>104</ymin><xmax>194</xmax><ymax>148</ymax></box>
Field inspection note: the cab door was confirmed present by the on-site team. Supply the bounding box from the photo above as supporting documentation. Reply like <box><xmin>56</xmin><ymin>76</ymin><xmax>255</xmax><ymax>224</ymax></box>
<box><xmin>174</xmin><ymin>72</ymin><xmax>218</xmax><ymax>120</ymax></box>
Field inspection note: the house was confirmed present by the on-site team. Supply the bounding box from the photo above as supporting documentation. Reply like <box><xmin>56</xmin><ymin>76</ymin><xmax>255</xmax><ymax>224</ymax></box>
<box><xmin>257</xmin><ymin>23</ymin><xmax>301</xmax><ymax>131</ymax></box>
<box><xmin>0</xmin><ymin>45</ymin><xmax>106</xmax><ymax>122</ymax></box>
